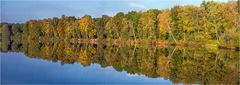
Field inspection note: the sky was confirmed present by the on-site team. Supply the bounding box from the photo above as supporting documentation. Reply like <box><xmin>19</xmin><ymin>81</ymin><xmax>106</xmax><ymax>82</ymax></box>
<box><xmin>1</xmin><ymin>0</ymin><xmax>228</xmax><ymax>23</ymax></box>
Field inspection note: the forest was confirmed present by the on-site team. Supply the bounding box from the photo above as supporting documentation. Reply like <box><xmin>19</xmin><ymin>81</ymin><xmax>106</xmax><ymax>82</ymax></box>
<box><xmin>0</xmin><ymin>1</ymin><xmax>240</xmax><ymax>84</ymax></box>
<box><xmin>1</xmin><ymin>1</ymin><xmax>240</xmax><ymax>50</ymax></box>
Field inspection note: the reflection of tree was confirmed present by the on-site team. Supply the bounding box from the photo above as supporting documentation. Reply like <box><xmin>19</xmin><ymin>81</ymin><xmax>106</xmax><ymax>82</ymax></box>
<box><xmin>157</xmin><ymin>55</ymin><xmax>171</xmax><ymax>80</ymax></box>
<box><xmin>1</xmin><ymin>38</ymin><xmax>239</xmax><ymax>84</ymax></box>
<box><xmin>170</xmin><ymin>49</ymin><xmax>239</xmax><ymax>84</ymax></box>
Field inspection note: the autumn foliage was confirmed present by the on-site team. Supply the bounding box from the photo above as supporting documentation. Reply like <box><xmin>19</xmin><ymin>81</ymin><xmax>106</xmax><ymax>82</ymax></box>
<box><xmin>1</xmin><ymin>1</ymin><xmax>239</xmax><ymax>49</ymax></box>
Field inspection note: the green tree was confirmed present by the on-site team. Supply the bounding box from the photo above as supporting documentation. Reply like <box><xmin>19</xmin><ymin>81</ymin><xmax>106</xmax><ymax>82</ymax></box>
<box><xmin>105</xmin><ymin>18</ymin><xmax>116</xmax><ymax>39</ymax></box>
<box><xmin>112</xmin><ymin>12</ymin><xmax>125</xmax><ymax>39</ymax></box>
<box><xmin>238</xmin><ymin>0</ymin><xmax>240</xmax><ymax>13</ymax></box>
<box><xmin>125</xmin><ymin>11</ymin><xmax>140</xmax><ymax>40</ymax></box>
<box><xmin>95</xmin><ymin>15</ymin><xmax>111</xmax><ymax>39</ymax></box>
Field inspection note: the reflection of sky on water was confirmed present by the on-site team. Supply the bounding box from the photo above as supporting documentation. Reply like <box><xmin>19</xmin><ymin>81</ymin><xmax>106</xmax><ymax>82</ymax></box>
<box><xmin>1</xmin><ymin>52</ymin><xmax>172</xmax><ymax>84</ymax></box>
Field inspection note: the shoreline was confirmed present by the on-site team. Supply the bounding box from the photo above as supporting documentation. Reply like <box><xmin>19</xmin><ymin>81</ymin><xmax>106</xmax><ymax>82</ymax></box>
<box><xmin>69</xmin><ymin>39</ymin><xmax>239</xmax><ymax>51</ymax></box>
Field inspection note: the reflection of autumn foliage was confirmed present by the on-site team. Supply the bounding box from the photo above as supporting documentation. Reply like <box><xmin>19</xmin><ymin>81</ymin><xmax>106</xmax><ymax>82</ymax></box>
<box><xmin>157</xmin><ymin>56</ymin><xmax>171</xmax><ymax>80</ymax></box>
<box><xmin>1</xmin><ymin>38</ymin><xmax>239</xmax><ymax>84</ymax></box>
<box><xmin>79</xmin><ymin>50</ymin><xmax>90</xmax><ymax>67</ymax></box>
<box><xmin>43</xmin><ymin>46</ymin><xmax>50</xmax><ymax>58</ymax></box>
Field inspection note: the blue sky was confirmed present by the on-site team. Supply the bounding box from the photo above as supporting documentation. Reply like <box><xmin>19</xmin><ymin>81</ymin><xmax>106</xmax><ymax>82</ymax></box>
<box><xmin>1</xmin><ymin>0</ymin><xmax>228</xmax><ymax>23</ymax></box>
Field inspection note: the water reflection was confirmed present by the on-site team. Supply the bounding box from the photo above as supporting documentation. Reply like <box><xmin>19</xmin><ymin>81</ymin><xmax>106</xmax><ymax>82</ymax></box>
<box><xmin>1</xmin><ymin>39</ymin><xmax>239</xmax><ymax>84</ymax></box>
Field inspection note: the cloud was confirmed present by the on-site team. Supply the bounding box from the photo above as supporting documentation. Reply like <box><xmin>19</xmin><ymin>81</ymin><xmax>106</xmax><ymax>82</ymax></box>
<box><xmin>128</xmin><ymin>3</ymin><xmax>146</xmax><ymax>9</ymax></box>
<box><xmin>127</xmin><ymin>73</ymin><xmax>144</xmax><ymax>77</ymax></box>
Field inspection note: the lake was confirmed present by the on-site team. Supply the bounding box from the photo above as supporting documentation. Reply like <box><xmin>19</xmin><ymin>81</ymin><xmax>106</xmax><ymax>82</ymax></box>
<box><xmin>1</xmin><ymin>41</ymin><xmax>239</xmax><ymax>84</ymax></box>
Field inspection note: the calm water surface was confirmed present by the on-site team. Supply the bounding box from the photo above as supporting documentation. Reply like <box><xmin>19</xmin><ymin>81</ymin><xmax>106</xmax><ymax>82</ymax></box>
<box><xmin>1</xmin><ymin>52</ymin><xmax>171</xmax><ymax>84</ymax></box>
<box><xmin>1</xmin><ymin>42</ymin><xmax>239</xmax><ymax>84</ymax></box>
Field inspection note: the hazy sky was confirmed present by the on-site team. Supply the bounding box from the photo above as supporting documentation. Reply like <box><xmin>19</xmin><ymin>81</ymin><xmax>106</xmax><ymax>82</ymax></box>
<box><xmin>1</xmin><ymin>0</ymin><xmax>228</xmax><ymax>23</ymax></box>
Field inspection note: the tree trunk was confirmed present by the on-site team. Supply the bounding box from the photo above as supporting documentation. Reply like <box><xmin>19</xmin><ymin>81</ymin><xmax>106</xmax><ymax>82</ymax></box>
<box><xmin>130</xmin><ymin>22</ymin><xmax>137</xmax><ymax>43</ymax></box>
<box><xmin>167</xmin><ymin>23</ymin><xmax>177</xmax><ymax>43</ymax></box>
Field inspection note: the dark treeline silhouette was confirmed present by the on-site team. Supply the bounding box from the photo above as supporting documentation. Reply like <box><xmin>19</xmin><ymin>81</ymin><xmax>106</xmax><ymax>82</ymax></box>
<box><xmin>1</xmin><ymin>37</ymin><xmax>239</xmax><ymax>84</ymax></box>
<box><xmin>0</xmin><ymin>1</ymin><xmax>239</xmax><ymax>49</ymax></box>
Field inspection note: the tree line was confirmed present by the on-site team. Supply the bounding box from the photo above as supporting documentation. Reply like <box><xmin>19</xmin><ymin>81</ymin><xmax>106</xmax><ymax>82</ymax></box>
<box><xmin>1</xmin><ymin>1</ymin><xmax>239</xmax><ymax>48</ymax></box>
